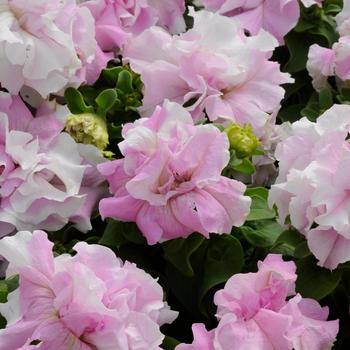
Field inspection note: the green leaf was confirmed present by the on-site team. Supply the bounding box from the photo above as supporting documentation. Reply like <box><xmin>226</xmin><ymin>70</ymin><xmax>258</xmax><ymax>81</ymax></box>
<box><xmin>117</xmin><ymin>70</ymin><xmax>133</xmax><ymax>93</ymax></box>
<box><xmin>309</xmin><ymin>18</ymin><xmax>338</xmax><ymax>46</ymax></box>
<box><xmin>294</xmin><ymin>241</ymin><xmax>311</xmax><ymax>259</ymax></box>
<box><xmin>245</xmin><ymin>187</ymin><xmax>269</xmax><ymax>200</ymax></box>
<box><xmin>0</xmin><ymin>275</ymin><xmax>19</xmax><ymax>304</ymax></box>
<box><xmin>199</xmin><ymin>235</ymin><xmax>244</xmax><ymax>305</ymax></box>
<box><xmin>99</xmin><ymin>220</ymin><xmax>146</xmax><ymax>247</ymax></box>
<box><xmin>245</xmin><ymin>187</ymin><xmax>276</xmax><ymax>221</ymax></box>
<box><xmin>296</xmin><ymin>256</ymin><xmax>342</xmax><ymax>300</ymax></box>
<box><xmin>229</xmin><ymin>151</ymin><xmax>242</xmax><ymax>167</ymax></box>
<box><xmin>0</xmin><ymin>314</ymin><xmax>6</xmax><ymax>329</ymax></box>
<box><xmin>78</xmin><ymin>86</ymin><xmax>99</xmax><ymax>106</ymax></box>
<box><xmin>271</xmin><ymin>228</ymin><xmax>305</xmax><ymax>256</ymax></box>
<box><xmin>161</xmin><ymin>336</ymin><xmax>180</xmax><ymax>350</ymax></box>
<box><xmin>301</xmin><ymin>92</ymin><xmax>322</xmax><ymax>121</ymax></box>
<box><xmin>325</xmin><ymin>3</ymin><xmax>342</xmax><ymax>15</ymax></box>
<box><xmin>240</xmin><ymin>220</ymin><xmax>284</xmax><ymax>248</ymax></box>
<box><xmin>337</xmin><ymin>88</ymin><xmax>350</xmax><ymax>104</ymax></box>
<box><xmin>278</xmin><ymin>104</ymin><xmax>305</xmax><ymax>123</ymax></box>
<box><xmin>252</xmin><ymin>149</ymin><xmax>264</xmax><ymax>156</ymax></box>
<box><xmin>102</xmin><ymin>66</ymin><xmax>124</xmax><ymax>86</ymax></box>
<box><xmin>213</xmin><ymin>124</ymin><xmax>226</xmax><ymax>132</ymax></box>
<box><xmin>108</xmin><ymin>122</ymin><xmax>123</xmax><ymax>139</ymax></box>
<box><xmin>95</xmin><ymin>89</ymin><xmax>118</xmax><ymax>116</ymax></box>
<box><xmin>0</xmin><ymin>283</ymin><xmax>7</xmax><ymax>303</ymax></box>
<box><xmin>99</xmin><ymin>219</ymin><xmax>123</xmax><ymax>247</ymax></box>
<box><xmin>162</xmin><ymin>233</ymin><xmax>205</xmax><ymax>276</ymax></box>
<box><xmin>294</xmin><ymin>18</ymin><xmax>316</xmax><ymax>33</ymax></box>
<box><xmin>301</xmin><ymin>104</ymin><xmax>322</xmax><ymax>121</ymax></box>
<box><xmin>284</xmin><ymin>32</ymin><xmax>312</xmax><ymax>73</ymax></box>
<box><xmin>232</xmin><ymin>158</ymin><xmax>256</xmax><ymax>174</ymax></box>
<box><xmin>64</xmin><ymin>87</ymin><xmax>94</xmax><ymax>114</ymax></box>
<box><xmin>164</xmin><ymin>263</ymin><xmax>200</xmax><ymax>317</ymax></box>
<box><xmin>319</xmin><ymin>88</ymin><xmax>333</xmax><ymax>111</ymax></box>
<box><xmin>6</xmin><ymin>275</ymin><xmax>19</xmax><ymax>294</ymax></box>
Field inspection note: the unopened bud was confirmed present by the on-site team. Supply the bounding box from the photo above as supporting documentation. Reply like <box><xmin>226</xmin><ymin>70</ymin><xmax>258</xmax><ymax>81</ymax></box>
<box><xmin>65</xmin><ymin>113</ymin><xmax>109</xmax><ymax>151</ymax></box>
<box><xmin>225</xmin><ymin>123</ymin><xmax>261</xmax><ymax>158</ymax></box>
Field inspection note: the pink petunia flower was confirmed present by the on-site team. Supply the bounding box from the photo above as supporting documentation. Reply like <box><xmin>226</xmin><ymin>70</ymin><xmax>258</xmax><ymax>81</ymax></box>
<box><xmin>194</xmin><ymin>0</ymin><xmax>300</xmax><ymax>44</ymax></box>
<box><xmin>307</xmin><ymin>4</ymin><xmax>350</xmax><ymax>90</ymax></box>
<box><xmin>176</xmin><ymin>324</ymin><xmax>214</xmax><ymax>350</ymax></box>
<box><xmin>125</xmin><ymin>9</ymin><xmax>292</xmax><ymax>137</ymax></box>
<box><xmin>176</xmin><ymin>254</ymin><xmax>339</xmax><ymax>350</ymax></box>
<box><xmin>0</xmin><ymin>0</ymin><xmax>110</xmax><ymax>97</ymax></box>
<box><xmin>269</xmin><ymin>104</ymin><xmax>350</xmax><ymax>269</ymax></box>
<box><xmin>80</xmin><ymin>0</ymin><xmax>186</xmax><ymax>51</ymax></box>
<box><xmin>98</xmin><ymin>100</ymin><xmax>251</xmax><ymax>244</ymax></box>
<box><xmin>336</xmin><ymin>0</ymin><xmax>350</xmax><ymax>37</ymax></box>
<box><xmin>0</xmin><ymin>92</ymin><xmax>106</xmax><ymax>235</ymax></box>
<box><xmin>0</xmin><ymin>230</ymin><xmax>177</xmax><ymax>349</ymax></box>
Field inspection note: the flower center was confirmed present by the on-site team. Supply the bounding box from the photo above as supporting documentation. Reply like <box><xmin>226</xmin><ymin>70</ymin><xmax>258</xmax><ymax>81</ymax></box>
<box><xmin>157</xmin><ymin>169</ymin><xmax>193</xmax><ymax>196</ymax></box>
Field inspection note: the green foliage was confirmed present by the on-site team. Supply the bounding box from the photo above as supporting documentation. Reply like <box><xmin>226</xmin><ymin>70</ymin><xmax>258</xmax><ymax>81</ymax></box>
<box><xmin>162</xmin><ymin>233</ymin><xmax>244</xmax><ymax>318</ymax></box>
<box><xmin>162</xmin><ymin>336</ymin><xmax>180</xmax><ymax>350</ymax></box>
<box><xmin>163</xmin><ymin>234</ymin><xmax>205</xmax><ymax>276</ymax></box>
<box><xmin>0</xmin><ymin>275</ymin><xmax>19</xmax><ymax>328</ymax></box>
<box><xmin>47</xmin><ymin>2</ymin><xmax>350</xmax><ymax>347</ymax></box>
<box><xmin>64</xmin><ymin>88</ymin><xmax>94</xmax><ymax>114</ymax></box>
<box><xmin>0</xmin><ymin>275</ymin><xmax>19</xmax><ymax>303</ymax></box>
<box><xmin>336</xmin><ymin>87</ymin><xmax>350</xmax><ymax>104</ymax></box>
<box><xmin>64</xmin><ymin>64</ymin><xmax>143</xmax><ymax>155</ymax></box>
<box><xmin>276</xmin><ymin>0</ymin><xmax>341</xmax><ymax>125</ymax></box>
<box><xmin>284</xmin><ymin>0</ymin><xmax>339</xmax><ymax>74</ymax></box>
<box><xmin>198</xmin><ymin>235</ymin><xmax>243</xmax><ymax>308</ymax></box>
<box><xmin>296</xmin><ymin>256</ymin><xmax>342</xmax><ymax>300</ymax></box>
<box><xmin>239</xmin><ymin>219</ymin><xmax>284</xmax><ymax>248</ymax></box>
<box><xmin>301</xmin><ymin>88</ymin><xmax>335</xmax><ymax>121</ymax></box>
<box><xmin>99</xmin><ymin>219</ymin><xmax>146</xmax><ymax>247</ymax></box>
<box><xmin>95</xmin><ymin>89</ymin><xmax>118</xmax><ymax>116</ymax></box>
<box><xmin>245</xmin><ymin>187</ymin><xmax>276</xmax><ymax>221</ymax></box>
<box><xmin>271</xmin><ymin>228</ymin><xmax>306</xmax><ymax>257</ymax></box>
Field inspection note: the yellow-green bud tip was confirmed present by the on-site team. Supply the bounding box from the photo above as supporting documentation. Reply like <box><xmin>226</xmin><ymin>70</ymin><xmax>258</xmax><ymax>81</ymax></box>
<box><xmin>65</xmin><ymin>113</ymin><xmax>109</xmax><ymax>151</ymax></box>
<box><xmin>224</xmin><ymin>123</ymin><xmax>261</xmax><ymax>158</ymax></box>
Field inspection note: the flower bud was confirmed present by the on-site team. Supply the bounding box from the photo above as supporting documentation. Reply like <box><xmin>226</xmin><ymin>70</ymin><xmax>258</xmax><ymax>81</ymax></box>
<box><xmin>65</xmin><ymin>113</ymin><xmax>109</xmax><ymax>151</ymax></box>
<box><xmin>225</xmin><ymin>123</ymin><xmax>260</xmax><ymax>158</ymax></box>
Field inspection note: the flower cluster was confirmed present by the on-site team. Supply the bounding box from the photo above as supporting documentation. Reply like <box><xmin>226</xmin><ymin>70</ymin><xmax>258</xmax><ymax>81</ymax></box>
<box><xmin>81</xmin><ymin>0</ymin><xmax>186</xmax><ymax>52</ymax></box>
<box><xmin>269</xmin><ymin>104</ymin><xmax>350</xmax><ymax>269</ymax></box>
<box><xmin>0</xmin><ymin>0</ymin><xmax>186</xmax><ymax>98</ymax></box>
<box><xmin>0</xmin><ymin>0</ymin><xmax>346</xmax><ymax>348</ymax></box>
<box><xmin>194</xmin><ymin>0</ymin><xmax>300</xmax><ymax>44</ymax></box>
<box><xmin>176</xmin><ymin>254</ymin><xmax>338</xmax><ymax>350</ymax></box>
<box><xmin>99</xmin><ymin>100</ymin><xmax>251</xmax><ymax>244</ymax></box>
<box><xmin>125</xmin><ymin>9</ymin><xmax>292</xmax><ymax>137</ymax></box>
<box><xmin>0</xmin><ymin>230</ymin><xmax>177</xmax><ymax>350</ymax></box>
<box><xmin>0</xmin><ymin>92</ymin><xmax>106</xmax><ymax>234</ymax></box>
<box><xmin>307</xmin><ymin>1</ymin><xmax>350</xmax><ymax>90</ymax></box>
<box><xmin>0</xmin><ymin>0</ymin><xmax>111</xmax><ymax>97</ymax></box>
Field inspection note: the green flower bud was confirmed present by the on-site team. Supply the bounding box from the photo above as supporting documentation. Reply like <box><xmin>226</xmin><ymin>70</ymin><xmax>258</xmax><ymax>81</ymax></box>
<box><xmin>65</xmin><ymin>113</ymin><xmax>109</xmax><ymax>151</ymax></box>
<box><xmin>225</xmin><ymin>123</ymin><xmax>261</xmax><ymax>158</ymax></box>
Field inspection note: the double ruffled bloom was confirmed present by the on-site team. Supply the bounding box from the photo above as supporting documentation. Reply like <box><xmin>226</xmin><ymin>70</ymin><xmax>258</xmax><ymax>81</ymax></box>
<box><xmin>0</xmin><ymin>0</ymin><xmax>110</xmax><ymax>97</ymax></box>
<box><xmin>81</xmin><ymin>0</ymin><xmax>186</xmax><ymax>52</ymax></box>
<box><xmin>125</xmin><ymin>9</ymin><xmax>292</xmax><ymax>137</ymax></box>
<box><xmin>0</xmin><ymin>92</ymin><xmax>106</xmax><ymax>235</ymax></box>
<box><xmin>98</xmin><ymin>100</ymin><xmax>251</xmax><ymax>244</ymax></box>
<box><xmin>269</xmin><ymin>104</ymin><xmax>350</xmax><ymax>269</ymax></box>
<box><xmin>307</xmin><ymin>2</ymin><xmax>350</xmax><ymax>90</ymax></box>
<box><xmin>176</xmin><ymin>254</ymin><xmax>339</xmax><ymax>350</ymax></box>
<box><xmin>0</xmin><ymin>230</ymin><xmax>177</xmax><ymax>349</ymax></box>
<box><xmin>194</xmin><ymin>0</ymin><xmax>300</xmax><ymax>44</ymax></box>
